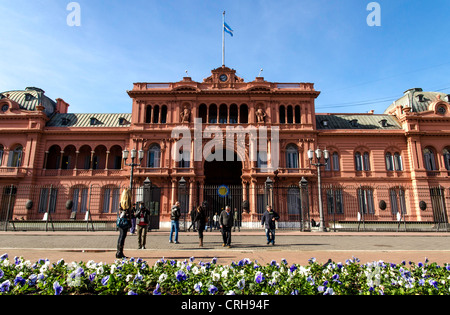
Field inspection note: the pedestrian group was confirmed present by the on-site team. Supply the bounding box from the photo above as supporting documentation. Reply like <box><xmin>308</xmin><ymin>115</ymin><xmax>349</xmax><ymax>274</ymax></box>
<box><xmin>116</xmin><ymin>189</ymin><xmax>279</xmax><ymax>259</ymax></box>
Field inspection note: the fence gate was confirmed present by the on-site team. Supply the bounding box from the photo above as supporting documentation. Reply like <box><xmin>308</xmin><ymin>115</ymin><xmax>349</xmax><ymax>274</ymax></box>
<box><xmin>203</xmin><ymin>185</ymin><xmax>243</xmax><ymax>229</ymax></box>
<box><xmin>143</xmin><ymin>185</ymin><xmax>161</xmax><ymax>230</ymax></box>
<box><xmin>430</xmin><ymin>187</ymin><xmax>448</xmax><ymax>227</ymax></box>
<box><xmin>0</xmin><ymin>185</ymin><xmax>17</xmax><ymax>230</ymax></box>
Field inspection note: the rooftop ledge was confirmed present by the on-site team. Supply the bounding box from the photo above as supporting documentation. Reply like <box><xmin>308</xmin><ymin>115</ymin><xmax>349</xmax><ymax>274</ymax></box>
<box><xmin>130</xmin><ymin>82</ymin><xmax>316</xmax><ymax>92</ymax></box>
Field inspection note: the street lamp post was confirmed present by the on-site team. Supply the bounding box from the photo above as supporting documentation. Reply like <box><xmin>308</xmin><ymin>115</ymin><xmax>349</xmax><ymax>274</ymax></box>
<box><xmin>307</xmin><ymin>148</ymin><xmax>329</xmax><ymax>232</ymax></box>
<box><xmin>122</xmin><ymin>148</ymin><xmax>144</xmax><ymax>190</ymax></box>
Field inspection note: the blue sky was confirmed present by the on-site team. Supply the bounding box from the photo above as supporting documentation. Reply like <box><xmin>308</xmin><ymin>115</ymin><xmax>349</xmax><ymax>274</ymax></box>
<box><xmin>1</xmin><ymin>0</ymin><xmax>449</xmax><ymax>114</ymax></box>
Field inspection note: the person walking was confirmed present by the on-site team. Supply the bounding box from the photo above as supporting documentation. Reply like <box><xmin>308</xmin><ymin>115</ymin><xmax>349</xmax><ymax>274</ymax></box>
<box><xmin>193</xmin><ymin>206</ymin><xmax>207</xmax><ymax>247</ymax></box>
<box><xmin>134</xmin><ymin>202</ymin><xmax>150</xmax><ymax>249</ymax></box>
<box><xmin>233</xmin><ymin>207</ymin><xmax>240</xmax><ymax>232</ymax></box>
<box><xmin>213</xmin><ymin>212</ymin><xmax>219</xmax><ymax>230</ymax></box>
<box><xmin>187</xmin><ymin>208</ymin><xmax>197</xmax><ymax>232</ymax></box>
<box><xmin>219</xmin><ymin>206</ymin><xmax>233</xmax><ymax>248</ymax></box>
<box><xmin>261</xmin><ymin>205</ymin><xmax>280</xmax><ymax>245</ymax></box>
<box><xmin>169</xmin><ymin>201</ymin><xmax>181</xmax><ymax>244</ymax></box>
<box><xmin>116</xmin><ymin>188</ymin><xmax>133</xmax><ymax>258</ymax></box>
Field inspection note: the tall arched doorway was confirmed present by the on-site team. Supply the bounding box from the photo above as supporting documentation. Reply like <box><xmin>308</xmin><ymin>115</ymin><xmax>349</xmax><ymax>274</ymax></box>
<box><xmin>204</xmin><ymin>150</ymin><xmax>242</xmax><ymax>185</ymax></box>
<box><xmin>203</xmin><ymin>150</ymin><xmax>243</xmax><ymax>227</ymax></box>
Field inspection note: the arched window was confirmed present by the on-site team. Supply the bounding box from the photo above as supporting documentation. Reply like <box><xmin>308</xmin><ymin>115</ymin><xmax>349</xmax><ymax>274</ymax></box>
<box><xmin>394</xmin><ymin>152</ymin><xmax>403</xmax><ymax>171</ymax></box>
<box><xmin>179</xmin><ymin>149</ymin><xmax>190</xmax><ymax>168</ymax></box>
<box><xmin>147</xmin><ymin>145</ymin><xmax>161</xmax><ymax>168</ymax></box>
<box><xmin>219</xmin><ymin>104</ymin><xmax>228</xmax><ymax>124</ymax></box>
<box><xmin>385</xmin><ymin>152</ymin><xmax>393</xmax><ymax>171</ymax></box>
<box><xmin>160</xmin><ymin>105</ymin><xmax>167</xmax><ymax>124</ymax></box>
<box><xmin>332</xmin><ymin>152</ymin><xmax>340</xmax><ymax>171</ymax></box>
<box><xmin>145</xmin><ymin>105</ymin><xmax>152</xmax><ymax>123</ymax></box>
<box><xmin>209</xmin><ymin>104</ymin><xmax>217</xmax><ymax>123</ymax></box>
<box><xmin>279</xmin><ymin>106</ymin><xmax>286</xmax><ymax>124</ymax></box>
<box><xmin>363</xmin><ymin>152</ymin><xmax>371</xmax><ymax>171</ymax></box>
<box><xmin>229</xmin><ymin>104</ymin><xmax>238</xmax><ymax>123</ymax></box>
<box><xmin>294</xmin><ymin>106</ymin><xmax>301</xmax><ymax>124</ymax></box>
<box><xmin>355</xmin><ymin>152</ymin><xmax>362</xmax><ymax>171</ymax></box>
<box><xmin>287</xmin><ymin>105</ymin><xmax>293</xmax><ymax>124</ymax></box>
<box><xmin>153</xmin><ymin>105</ymin><xmax>160</xmax><ymax>124</ymax></box>
<box><xmin>199</xmin><ymin>104</ymin><xmax>207</xmax><ymax>124</ymax></box>
<box><xmin>386</xmin><ymin>152</ymin><xmax>403</xmax><ymax>171</ymax></box>
<box><xmin>239</xmin><ymin>104</ymin><xmax>248</xmax><ymax>124</ymax></box>
<box><xmin>424</xmin><ymin>147</ymin><xmax>437</xmax><ymax>171</ymax></box>
<box><xmin>443</xmin><ymin>148</ymin><xmax>450</xmax><ymax>171</ymax></box>
<box><xmin>8</xmin><ymin>145</ymin><xmax>23</xmax><ymax>167</ymax></box>
<box><xmin>257</xmin><ymin>151</ymin><xmax>268</xmax><ymax>170</ymax></box>
<box><xmin>286</xmin><ymin>145</ymin><xmax>298</xmax><ymax>169</ymax></box>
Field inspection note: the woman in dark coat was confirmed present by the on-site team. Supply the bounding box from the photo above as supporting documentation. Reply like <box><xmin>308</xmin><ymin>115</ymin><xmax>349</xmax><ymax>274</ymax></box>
<box><xmin>194</xmin><ymin>206</ymin><xmax>207</xmax><ymax>247</ymax></box>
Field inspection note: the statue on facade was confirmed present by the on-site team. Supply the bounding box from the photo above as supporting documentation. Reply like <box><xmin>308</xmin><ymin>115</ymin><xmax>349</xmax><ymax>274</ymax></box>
<box><xmin>256</xmin><ymin>107</ymin><xmax>266</xmax><ymax>123</ymax></box>
<box><xmin>180</xmin><ymin>106</ymin><xmax>191</xmax><ymax>123</ymax></box>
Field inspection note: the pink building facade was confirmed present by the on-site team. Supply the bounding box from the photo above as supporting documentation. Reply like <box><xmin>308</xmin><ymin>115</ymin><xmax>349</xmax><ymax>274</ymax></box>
<box><xmin>1</xmin><ymin>67</ymin><xmax>450</xmax><ymax>230</ymax></box>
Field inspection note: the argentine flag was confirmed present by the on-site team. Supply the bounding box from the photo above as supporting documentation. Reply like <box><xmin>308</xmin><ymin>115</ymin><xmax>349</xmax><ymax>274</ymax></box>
<box><xmin>224</xmin><ymin>22</ymin><xmax>233</xmax><ymax>37</ymax></box>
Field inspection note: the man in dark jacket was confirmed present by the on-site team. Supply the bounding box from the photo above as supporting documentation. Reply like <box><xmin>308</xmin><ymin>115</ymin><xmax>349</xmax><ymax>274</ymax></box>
<box><xmin>169</xmin><ymin>201</ymin><xmax>181</xmax><ymax>244</ymax></box>
<box><xmin>219</xmin><ymin>206</ymin><xmax>233</xmax><ymax>248</ymax></box>
<box><xmin>261</xmin><ymin>205</ymin><xmax>280</xmax><ymax>245</ymax></box>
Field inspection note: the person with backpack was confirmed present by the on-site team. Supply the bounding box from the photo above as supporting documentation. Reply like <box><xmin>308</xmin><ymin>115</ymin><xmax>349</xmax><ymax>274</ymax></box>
<box><xmin>169</xmin><ymin>201</ymin><xmax>181</xmax><ymax>244</ymax></box>
<box><xmin>134</xmin><ymin>202</ymin><xmax>150</xmax><ymax>249</ymax></box>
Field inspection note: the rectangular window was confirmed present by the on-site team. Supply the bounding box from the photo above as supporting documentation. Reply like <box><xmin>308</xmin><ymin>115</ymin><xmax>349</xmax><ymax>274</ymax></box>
<box><xmin>358</xmin><ymin>188</ymin><xmax>374</xmax><ymax>214</ymax></box>
<box><xmin>327</xmin><ymin>188</ymin><xmax>344</xmax><ymax>214</ymax></box>
<box><xmin>80</xmin><ymin>188</ymin><xmax>88</xmax><ymax>213</ymax></box>
<box><xmin>332</xmin><ymin>153</ymin><xmax>340</xmax><ymax>171</ymax></box>
<box><xmin>103</xmin><ymin>187</ymin><xmax>120</xmax><ymax>213</ymax></box>
<box><xmin>363</xmin><ymin>153</ymin><xmax>371</xmax><ymax>171</ymax></box>
<box><xmin>394</xmin><ymin>154</ymin><xmax>403</xmax><ymax>171</ymax></box>
<box><xmin>103</xmin><ymin>189</ymin><xmax>111</xmax><ymax>213</ymax></box>
<box><xmin>258</xmin><ymin>151</ymin><xmax>268</xmax><ymax>171</ymax></box>
<box><xmin>111</xmin><ymin>188</ymin><xmax>120</xmax><ymax>213</ymax></box>
<box><xmin>389</xmin><ymin>188</ymin><xmax>407</xmax><ymax>215</ymax></box>
<box><xmin>179</xmin><ymin>151</ymin><xmax>190</xmax><ymax>168</ymax></box>
<box><xmin>355</xmin><ymin>154</ymin><xmax>362</xmax><ymax>171</ymax></box>
<box><xmin>39</xmin><ymin>188</ymin><xmax>58</xmax><ymax>213</ymax></box>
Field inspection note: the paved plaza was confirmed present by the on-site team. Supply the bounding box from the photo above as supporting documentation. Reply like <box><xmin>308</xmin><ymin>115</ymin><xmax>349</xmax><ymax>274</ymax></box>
<box><xmin>1</xmin><ymin>230</ymin><xmax>450</xmax><ymax>266</ymax></box>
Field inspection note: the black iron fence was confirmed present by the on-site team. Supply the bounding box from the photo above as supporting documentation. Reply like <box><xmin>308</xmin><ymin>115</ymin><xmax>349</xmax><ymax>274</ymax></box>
<box><xmin>0</xmin><ymin>182</ymin><xmax>449</xmax><ymax>232</ymax></box>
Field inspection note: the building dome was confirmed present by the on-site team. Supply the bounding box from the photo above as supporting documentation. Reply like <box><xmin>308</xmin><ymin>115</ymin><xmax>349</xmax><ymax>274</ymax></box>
<box><xmin>384</xmin><ymin>88</ymin><xmax>450</xmax><ymax>114</ymax></box>
<box><xmin>0</xmin><ymin>87</ymin><xmax>56</xmax><ymax>116</ymax></box>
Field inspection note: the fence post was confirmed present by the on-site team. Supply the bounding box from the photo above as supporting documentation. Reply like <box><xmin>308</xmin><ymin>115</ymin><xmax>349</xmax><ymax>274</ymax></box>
<box><xmin>45</xmin><ymin>185</ymin><xmax>55</xmax><ymax>232</ymax></box>
<box><xmin>299</xmin><ymin>177</ymin><xmax>310</xmax><ymax>232</ymax></box>
<box><xmin>4</xmin><ymin>185</ymin><xmax>14</xmax><ymax>232</ymax></box>
<box><xmin>85</xmin><ymin>184</ymin><xmax>95</xmax><ymax>232</ymax></box>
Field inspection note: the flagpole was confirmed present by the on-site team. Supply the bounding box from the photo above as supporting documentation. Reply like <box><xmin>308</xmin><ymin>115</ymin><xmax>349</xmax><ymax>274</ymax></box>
<box><xmin>222</xmin><ymin>11</ymin><xmax>225</xmax><ymax>67</ymax></box>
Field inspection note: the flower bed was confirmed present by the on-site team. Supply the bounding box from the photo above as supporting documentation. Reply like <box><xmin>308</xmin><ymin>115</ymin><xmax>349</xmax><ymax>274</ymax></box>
<box><xmin>1</xmin><ymin>253</ymin><xmax>449</xmax><ymax>295</ymax></box>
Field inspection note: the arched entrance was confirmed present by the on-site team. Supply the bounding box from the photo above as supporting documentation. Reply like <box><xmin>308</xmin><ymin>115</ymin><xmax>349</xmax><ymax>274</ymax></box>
<box><xmin>204</xmin><ymin>150</ymin><xmax>242</xmax><ymax>185</ymax></box>
<box><xmin>203</xmin><ymin>150</ymin><xmax>243</xmax><ymax>228</ymax></box>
